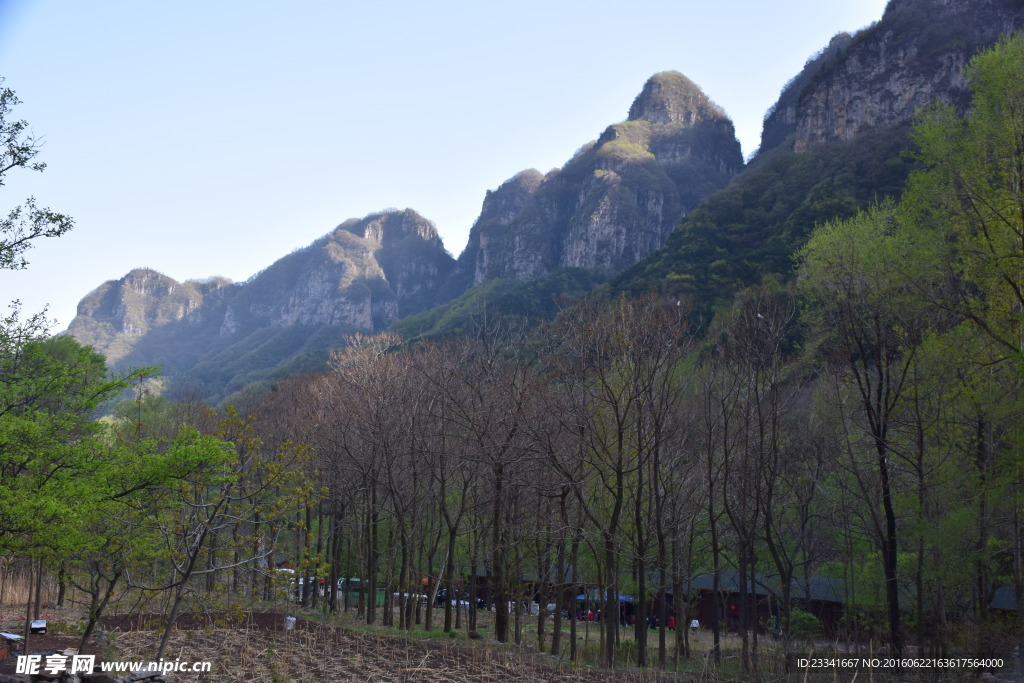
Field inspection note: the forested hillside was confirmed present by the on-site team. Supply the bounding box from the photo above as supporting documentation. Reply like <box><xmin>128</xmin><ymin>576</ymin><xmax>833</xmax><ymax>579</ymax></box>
<box><xmin>235</xmin><ymin>38</ymin><xmax>1024</xmax><ymax>671</ymax></box>
<box><xmin>3</xmin><ymin>2</ymin><xmax>1024</xmax><ymax>680</ymax></box>
<box><xmin>611</xmin><ymin>0</ymin><xmax>1024</xmax><ymax>318</ymax></box>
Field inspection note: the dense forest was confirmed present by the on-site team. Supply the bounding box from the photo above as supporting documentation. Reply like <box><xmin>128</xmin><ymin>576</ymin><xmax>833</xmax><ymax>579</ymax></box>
<box><xmin>1</xmin><ymin>33</ymin><xmax>1023</xmax><ymax>681</ymax></box>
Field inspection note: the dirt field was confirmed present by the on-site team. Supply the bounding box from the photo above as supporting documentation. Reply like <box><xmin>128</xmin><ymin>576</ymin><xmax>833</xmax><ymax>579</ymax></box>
<box><xmin>112</xmin><ymin>622</ymin><xmax>692</xmax><ymax>682</ymax></box>
<box><xmin>0</xmin><ymin>608</ymin><xmax>693</xmax><ymax>682</ymax></box>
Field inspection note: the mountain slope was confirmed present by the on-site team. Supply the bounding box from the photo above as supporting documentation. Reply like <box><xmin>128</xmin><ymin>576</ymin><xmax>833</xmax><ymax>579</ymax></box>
<box><xmin>444</xmin><ymin>71</ymin><xmax>743</xmax><ymax>295</ymax></box>
<box><xmin>67</xmin><ymin>209</ymin><xmax>453</xmax><ymax>400</ymax></box>
<box><xmin>70</xmin><ymin>71</ymin><xmax>743</xmax><ymax>395</ymax></box>
<box><xmin>611</xmin><ymin>0</ymin><xmax>1024</xmax><ymax>315</ymax></box>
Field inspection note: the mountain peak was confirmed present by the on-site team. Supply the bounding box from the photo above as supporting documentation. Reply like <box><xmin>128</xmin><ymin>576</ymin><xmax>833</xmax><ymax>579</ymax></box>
<box><xmin>336</xmin><ymin>208</ymin><xmax>442</xmax><ymax>247</ymax></box>
<box><xmin>627</xmin><ymin>71</ymin><xmax>726</xmax><ymax>126</ymax></box>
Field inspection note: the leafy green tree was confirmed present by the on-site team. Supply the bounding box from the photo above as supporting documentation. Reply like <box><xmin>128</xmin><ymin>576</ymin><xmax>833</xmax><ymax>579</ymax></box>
<box><xmin>900</xmin><ymin>33</ymin><xmax>1024</xmax><ymax>667</ymax></box>
<box><xmin>0</xmin><ymin>77</ymin><xmax>120</xmax><ymax>649</ymax></box>
<box><xmin>902</xmin><ymin>34</ymin><xmax>1024</xmax><ymax>370</ymax></box>
<box><xmin>793</xmin><ymin>35</ymin><xmax>1024</xmax><ymax>665</ymax></box>
<box><xmin>0</xmin><ymin>79</ymin><xmax>73</xmax><ymax>271</ymax></box>
<box><xmin>0</xmin><ymin>78</ymin><xmax>95</xmax><ymax>551</ymax></box>
<box><xmin>797</xmin><ymin>201</ymin><xmax>936</xmax><ymax>658</ymax></box>
<box><xmin>0</xmin><ymin>331</ymin><xmax>136</xmax><ymax>543</ymax></box>
<box><xmin>0</xmin><ymin>328</ymin><xmax>150</xmax><ymax>653</ymax></box>
<box><xmin>114</xmin><ymin>411</ymin><xmax>315</xmax><ymax>661</ymax></box>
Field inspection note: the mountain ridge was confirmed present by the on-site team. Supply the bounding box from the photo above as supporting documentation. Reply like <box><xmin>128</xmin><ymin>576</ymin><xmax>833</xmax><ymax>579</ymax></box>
<box><xmin>68</xmin><ymin>70</ymin><xmax>743</xmax><ymax>399</ymax></box>
<box><xmin>65</xmin><ymin>0</ymin><xmax>1024</xmax><ymax>400</ymax></box>
<box><xmin>444</xmin><ymin>70</ymin><xmax>743</xmax><ymax>292</ymax></box>
<box><xmin>66</xmin><ymin>209</ymin><xmax>454</xmax><ymax>399</ymax></box>
<box><xmin>761</xmin><ymin>0</ymin><xmax>1024</xmax><ymax>155</ymax></box>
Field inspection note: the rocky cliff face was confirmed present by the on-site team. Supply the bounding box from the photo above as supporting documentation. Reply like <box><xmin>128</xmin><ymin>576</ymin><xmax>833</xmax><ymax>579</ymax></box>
<box><xmin>762</xmin><ymin>0</ymin><xmax>1024</xmax><ymax>154</ymax></box>
<box><xmin>74</xmin><ymin>269</ymin><xmax>200</xmax><ymax>339</ymax></box>
<box><xmin>231</xmin><ymin>209</ymin><xmax>454</xmax><ymax>332</ymax></box>
<box><xmin>67</xmin><ymin>209</ymin><xmax>454</xmax><ymax>389</ymax></box>
<box><xmin>68</xmin><ymin>270</ymin><xmax>231</xmax><ymax>364</ymax></box>
<box><xmin>617</xmin><ymin>0</ymin><xmax>1024</xmax><ymax>324</ymax></box>
<box><xmin>448</xmin><ymin>71</ymin><xmax>743</xmax><ymax>290</ymax></box>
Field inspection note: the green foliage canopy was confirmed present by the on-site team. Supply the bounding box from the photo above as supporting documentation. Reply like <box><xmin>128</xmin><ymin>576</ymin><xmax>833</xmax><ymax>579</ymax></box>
<box><xmin>0</xmin><ymin>79</ymin><xmax>73</xmax><ymax>271</ymax></box>
<box><xmin>0</xmin><ymin>316</ymin><xmax>141</xmax><ymax>551</ymax></box>
<box><xmin>902</xmin><ymin>33</ymin><xmax>1024</xmax><ymax>369</ymax></box>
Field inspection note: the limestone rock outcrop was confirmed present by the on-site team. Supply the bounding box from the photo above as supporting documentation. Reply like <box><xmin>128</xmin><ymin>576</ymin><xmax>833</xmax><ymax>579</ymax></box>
<box><xmin>762</xmin><ymin>0</ymin><xmax>1024</xmax><ymax>154</ymax></box>
<box><xmin>447</xmin><ymin>71</ymin><xmax>743</xmax><ymax>291</ymax></box>
<box><xmin>66</xmin><ymin>209</ymin><xmax>454</xmax><ymax>398</ymax></box>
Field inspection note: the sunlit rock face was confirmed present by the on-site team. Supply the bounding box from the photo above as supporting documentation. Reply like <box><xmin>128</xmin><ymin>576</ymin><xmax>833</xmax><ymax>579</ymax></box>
<box><xmin>66</xmin><ymin>210</ymin><xmax>455</xmax><ymax>398</ymax></box>
<box><xmin>761</xmin><ymin>0</ymin><xmax>1024</xmax><ymax>154</ymax></box>
<box><xmin>447</xmin><ymin>71</ymin><xmax>743</xmax><ymax>292</ymax></box>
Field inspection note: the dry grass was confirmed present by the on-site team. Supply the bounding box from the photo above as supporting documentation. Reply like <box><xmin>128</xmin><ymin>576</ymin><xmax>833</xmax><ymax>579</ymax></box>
<box><xmin>110</xmin><ymin>621</ymin><xmax>693</xmax><ymax>683</ymax></box>
<box><xmin>0</xmin><ymin>571</ymin><xmax>34</xmax><ymax>608</ymax></box>
<box><xmin>3</xmin><ymin>598</ymin><xmax>1008</xmax><ymax>681</ymax></box>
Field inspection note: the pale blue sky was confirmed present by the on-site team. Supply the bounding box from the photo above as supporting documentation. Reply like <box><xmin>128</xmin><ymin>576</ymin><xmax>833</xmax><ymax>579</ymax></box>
<box><xmin>0</xmin><ymin>0</ymin><xmax>889</xmax><ymax>332</ymax></box>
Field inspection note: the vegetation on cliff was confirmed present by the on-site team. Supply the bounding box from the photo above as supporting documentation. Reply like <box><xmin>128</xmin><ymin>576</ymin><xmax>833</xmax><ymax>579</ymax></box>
<box><xmin>447</xmin><ymin>70</ymin><xmax>743</xmax><ymax>290</ymax></box>
<box><xmin>610</xmin><ymin>124</ymin><xmax>915</xmax><ymax>319</ymax></box>
<box><xmin>4</xmin><ymin>13</ymin><xmax>1024</xmax><ymax>682</ymax></box>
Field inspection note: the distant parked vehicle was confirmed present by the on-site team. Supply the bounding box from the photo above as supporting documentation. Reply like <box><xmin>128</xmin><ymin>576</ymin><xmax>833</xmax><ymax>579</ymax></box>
<box><xmin>434</xmin><ymin>589</ymin><xmax>484</xmax><ymax>609</ymax></box>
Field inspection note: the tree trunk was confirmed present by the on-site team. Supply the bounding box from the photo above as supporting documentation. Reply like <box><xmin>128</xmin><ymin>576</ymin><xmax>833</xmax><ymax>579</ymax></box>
<box><xmin>603</xmin><ymin>534</ymin><xmax>618</xmax><ymax>668</ymax></box>
<box><xmin>78</xmin><ymin>571</ymin><xmax>120</xmax><ymax>653</ymax></box>
<box><xmin>492</xmin><ymin>465</ymin><xmax>509</xmax><ymax>642</ymax></box>
<box><xmin>33</xmin><ymin>560</ymin><xmax>43</xmax><ymax>619</ymax></box>
<box><xmin>443</xmin><ymin>529</ymin><xmax>456</xmax><ymax>632</ymax></box>
<box><xmin>56</xmin><ymin>566</ymin><xmax>66</xmax><ymax>608</ymax></box>
<box><xmin>550</xmin><ymin>537</ymin><xmax>565</xmax><ymax>657</ymax></box>
<box><xmin>876</xmin><ymin>435</ymin><xmax>903</xmax><ymax>658</ymax></box>
<box><xmin>569</xmin><ymin>536</ymin><xmax>580</xmax><ymax>663</ymax></box>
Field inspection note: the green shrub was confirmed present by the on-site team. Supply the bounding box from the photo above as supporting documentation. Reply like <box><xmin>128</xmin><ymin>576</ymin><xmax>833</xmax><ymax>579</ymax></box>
<box><xmin>789</xmin><ymin>608</ymin><xmax>823</xmax><ymax>642</ymax></box>
<box><xmin>618</xmin><ymin>638</ymin><xmax>639</xmax><ymax>665</ymax></box>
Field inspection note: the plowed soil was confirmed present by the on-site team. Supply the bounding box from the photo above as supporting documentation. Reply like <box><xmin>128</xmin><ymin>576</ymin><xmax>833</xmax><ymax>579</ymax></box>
<box><xmin>2</xmin><ymin>609</ymin><xmax>683</xmax><ymax>682</ymax></box>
